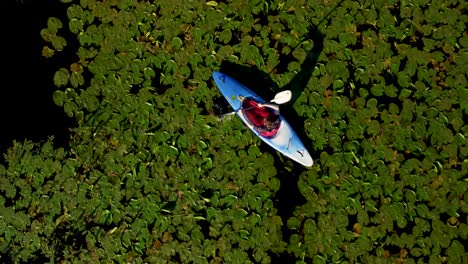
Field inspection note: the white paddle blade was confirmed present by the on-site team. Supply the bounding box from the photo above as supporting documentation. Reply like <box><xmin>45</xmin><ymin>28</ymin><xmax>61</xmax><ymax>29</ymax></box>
<box><xmin>271</xmin><ymin>90</ymin><xmax>292</xmax><ymax>104</ymax></box>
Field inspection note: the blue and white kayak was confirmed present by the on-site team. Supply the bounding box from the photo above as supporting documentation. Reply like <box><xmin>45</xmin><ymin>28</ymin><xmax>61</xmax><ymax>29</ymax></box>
<box><xmin>212</xmin><ymin>71</ymin><xmax>313</xmax><ymax>167</ymax></box>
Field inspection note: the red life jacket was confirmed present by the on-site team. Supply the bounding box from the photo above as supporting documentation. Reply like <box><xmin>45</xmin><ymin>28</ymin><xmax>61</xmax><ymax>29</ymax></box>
<box><xmin>241</xmin><ymin>98</ymin><xmax>280</xmax><ymax>138</ymax></box>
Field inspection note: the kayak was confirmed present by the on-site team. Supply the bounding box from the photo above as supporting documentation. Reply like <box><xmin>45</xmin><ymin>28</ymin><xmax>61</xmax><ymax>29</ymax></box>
<box><xmin>212</xmin><ymin>71</ymin><xmax>313</xmax><ymax>167</ymax></box>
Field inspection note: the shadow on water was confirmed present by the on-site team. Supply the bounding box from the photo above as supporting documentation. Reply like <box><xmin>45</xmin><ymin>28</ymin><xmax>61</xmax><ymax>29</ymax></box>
<box><xmin>219</xmin><ymin>61</ymin><xmax>280</xmax><ymax>100</ymax></box>
<box><xmin>0</xmin><ymin>0</ymin><xmax>75</xmax><ymax>162</ymax></box>
<box><xmin>217</xmin><ymin>27</ymin><xmax>323</xmax><ymax>261</ymax></box>
<box><xmin>277</xmin><ymin>0</ymin><xmax>343</xmax><ymax>155</ymax></box>
<box><xmin>275</xmin><ymin>29</ymin><xmax>325</xmax><ymax>158</ymax></box>
<box><xmin>215</xmin><ymin>2</ymin><xmax>344</xmax><ymax>262</ymax></box>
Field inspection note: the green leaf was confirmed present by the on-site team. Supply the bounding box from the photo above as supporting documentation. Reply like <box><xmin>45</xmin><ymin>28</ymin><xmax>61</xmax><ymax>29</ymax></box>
<box><xmin>53</xmin><ymin>68</ymin><xmax>70</xmax><ymax>87</ymax></box>
<box><xmin>42</xmin><ymin>46</ymin><xmax>55</xmax><ymax>58</ymax></box>
<box><xmin>384</xmin><ymin>85</ymin><xmax>398</xmax><ymax>97</ymax></box>
<box><xmin>447</xmin><ymin>240</ymin><xmax>464</xmax><ymax>263</ymax></box>
<box><xmin>47</xmin><ymin>17</ymin><xmax>63</xmax><ymax>33</ymax></box>
<box><xmin>219</xmin><ymin>29</ymin><xmax>232</xmax><ymax>44</ymax></box>
<box><xmin>333</xmin><ymin>79</ymin><xmax>344</xmax><ymax>90</ymax></box>
<box><xmin>118</xmin><ymin>0</ymin><xmax>134</xmax><ymax>10</ymax></box>
<box><xmin>4</xmin><ymin>225</ymin><xmax>17</xmax><ymax>242</ymax></box>
<box><xmin>432</xmin><ymin>51</ymin><xmax>445</xmax><ymax>62</ymax></box>
<box><xmin>459</xmin><ymin>224</ymin><xmax>468</xmax><ymax>240</ymax></box>
<box><xmin>84</xmin><ymin>94</ymin><xmax>99</xmax><ymax>112</ymax></box>
<box><xmin>52</xmin><ymin>90</ymin><xmax>66</xmax><ymax>106</ymax></box>
<box><xmin>397</xmin><ymin>72</ymin><xmax>411</xmax><ymax>88</ymax></box>
<box><xmin>365</xmin><ymin>200</ymin><xmax>378</xmax><ymax>213</ymax></box>
<box><xmin>459</xmin><ymin>34</ymin><xmax>468</xmax><ymax>48</ymax></box>
<box><xmin>247</xmin><ymin>145</ymin><xmax>260</xmax><ymax>158</ymax></box>
<box><xmin>326</xmin><ymin>59</ymin><xmax>350</xmax><ymax>80</ymax></box>
<box><xmin>220</xmin><ymin>195</ymin><xmax>238</xmax><ymax>207</ymax></box>
<box><xmin>205</xmin><ymin>54</ymin><xmax>218</xmax><ymax>68</ymax></box>
<box><xmin>64</xmin><ymin>101</ymin><xmax>78</xmax><ymax>117</ymax></box>
<box><xmin>292</xmin><ymin>48</ymin><xmax>306</xmax><ymax>61</ymax></box>
<box><xmin>144</xmin><ymin>67</ymin><xmax>156</xmax><ymax>80</ymax></box>
<box><xmin>313</xmin><ymin>255</ymin><xmax>326</xmax><ymax>264</ymax></box>
<box><xmin>70</xmin><ymin>72</ymin><xmax>84</xmax><ymax>88</ymax></box>
<box><xmin>410</xmin><ymin>247</ymin><xmax>423</xmax><ymax>257</ymax></box>
<box><xmin>367</xmin><ymin>120</ymin><xmax>380</xmax><ymax>136</ymax></box>
<box><xmin>67</xmin><ymin>4</ymin><xmax>83</xmax><ymax>19</ymax></box>
<box><xmin>171</xmin><ymin>37</ymin><xmax>183</xmax><ymax>50</ymax></box>
<box><xmin>339</xmin><ymin>32</ymin><xmax>357</xmax><ymax>46</ymax></box>
<box><xmin>288</xmin><ymin>61</ymin><xmax>301</xmax><ymax>72</ymax></box>
<box><xmin>370</xmin><ymin>84</ymin><xmax>384</xmax><ymax>96</ymax></box>
<box><xmin>453</xmin><ymin>133</ymin><xmax>465</xmax><ymax>146</ymax></box>
<box><xmin>69</xmin><ymin>18</ymin><xmax>83</xmax><ymax>35</ymax></box>
<box><xmin>51</xmin><ymin>35</ymin><xmax>67</xmax><ymax>51</ymax></box>
<box><xmin>164</xmin><ymin>60</ymin><xmax>178</xmax><ymax>75</ymax></box>
<box><xmin>287</xmin><ymin>217</ymin><xmax>301</xmax><ymax>230</ymax></box>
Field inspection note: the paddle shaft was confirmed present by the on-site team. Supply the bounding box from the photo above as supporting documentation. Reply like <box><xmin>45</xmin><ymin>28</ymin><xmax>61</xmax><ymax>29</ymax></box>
<box><xmin>223</xmin><ymin>103</ymin><xmax>279</xmax><ymax>117</ymax></box>
<box><xmin>221</xmin><ymin>91</ymin><xmax>290</xmax><ymax>117</ymax></box>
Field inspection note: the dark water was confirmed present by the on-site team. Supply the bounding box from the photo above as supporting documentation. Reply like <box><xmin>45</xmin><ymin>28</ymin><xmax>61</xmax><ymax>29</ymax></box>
<box><xmin>0</xmin><ymin>0</ymin><xmax>73</xmax><ymax>160</ymax></box>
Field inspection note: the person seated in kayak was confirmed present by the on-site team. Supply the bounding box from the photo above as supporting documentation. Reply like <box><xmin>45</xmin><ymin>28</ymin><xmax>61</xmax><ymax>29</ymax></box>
<box><xmin>240</xmin><ymin>97</ymin><xmax>281</xmax><ymax>138</ymax></box>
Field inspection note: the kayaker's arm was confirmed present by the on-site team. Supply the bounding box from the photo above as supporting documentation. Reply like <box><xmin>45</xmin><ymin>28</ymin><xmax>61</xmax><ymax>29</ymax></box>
<box><xmin>259</xmin><ymin>103</ymin><xmax>280</xmax><ymax>115</ymax></box>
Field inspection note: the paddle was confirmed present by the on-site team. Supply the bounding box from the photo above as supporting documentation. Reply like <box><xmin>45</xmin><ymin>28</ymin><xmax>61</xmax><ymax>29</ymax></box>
<box><xmin>264</xmin><ymin>90</ymin><xmax>292</xmax><ymax>105</ymax></box>
<box><xmin>221</xmin><ymin>90</ymin><xmax>292</xmax><ymax>117</ymax></box>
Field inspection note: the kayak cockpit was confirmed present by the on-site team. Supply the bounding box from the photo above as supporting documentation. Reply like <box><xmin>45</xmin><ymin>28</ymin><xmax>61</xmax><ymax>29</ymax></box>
<box><xmin>240</xmin><ymin>97</ymin><xmax>281</xmax><ymax>138</ymax></box>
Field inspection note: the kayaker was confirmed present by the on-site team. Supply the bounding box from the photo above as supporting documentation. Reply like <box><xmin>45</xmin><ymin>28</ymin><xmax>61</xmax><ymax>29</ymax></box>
<box><xmin>241</xmin><ymin>97</ymin><xmax>281</xmax><ymax>137</ymax></box>
<box><xmin>254</xmin><ymin>112</ymin><xmax>281</xmax><ymax>133</ymax></box>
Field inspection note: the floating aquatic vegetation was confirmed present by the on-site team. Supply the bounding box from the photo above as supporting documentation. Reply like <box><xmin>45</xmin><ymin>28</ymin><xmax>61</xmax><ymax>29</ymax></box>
<box><xmin>1</xmin><ymin>0</ymin><xmax>467</xmax><ymax>263</ymax></box>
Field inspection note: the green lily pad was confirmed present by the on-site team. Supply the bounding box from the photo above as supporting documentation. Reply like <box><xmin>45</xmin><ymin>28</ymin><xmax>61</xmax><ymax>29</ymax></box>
<box><xmin>164</xmin><ymin>59</ymin><xmax>178</xmax><ymax>75</ymax></box>
<box><xmin>219</xmin><ymin>29</ymin><xmax>232</xmax><ymax>43</ymax></box>
<box><xmin>367</xmin><ymin>120</ymin><xmax>380</xmax><ymax>136</ymax></box>
<box><xmin>67</xmin><ymin>4</ymin><xmax>83</xmax><ymax>19</ymax></box>
<box><xmin>70</xmin><ymin>72</ymin><xmax>84</xmax><ymax>88</ymax></box>
<box><xmin>47</xmin><ymin>17</ymin><xmax>63</xmax><ymax>33</ymax></box>
<box><xmin>171</xmin><ymin>37</ymin><xmax>183</xmax><ymax>50</ymax></box>
<box><xmin>84</xmin><ymin>94</ymin><xmax>99</xmax><ymax>112</ymax></box>
<box><xmin>52</xmin><ymin>90</ymin><xmax>67</xmax><ymax>106</ymax></box>
<box><xmin>51</xmin><ymin>35</ymin><xmax>67</xmax><ymax>51</ymax></box>
<box><xmin>69</xmin><ymin>18</ymin><xmax>84</xmax><ymax>34</ymax></box>
<box><xmin>64</xmin><ymin>101</ymin><xmax>78</xmax><ymax>117</ymax></box>
<box><xmin>53</xmin><ymin>68</ymin><xmax>70</xmax><ymax>87</ymax></box>
<box><xmin>313</xmin><ymin>255</ymin><xmax>326</xmax><ymax>264</ymax></box>
<box><xmin>370</xmin><ymin>84</ymin><xmax>384</xmax><ymax>96</ymax></box>
<box><xmin>384</xmin><ymin>85</ymin><xmax>398</xmax><ymax>97</ymax></box>
<box><xmin>333</xmin><ymin>79</ymin><xmax>344</xmax><ymax>90</ymax></box>
<box><xmin>339</xmin><ymin>32</ymin><xmax>357</xmax><ymax>46</ymax></box>
<box><xmin>397</xmin><ymin>72</ymin><xmax>411</xmax><ymax>88</ymax></box>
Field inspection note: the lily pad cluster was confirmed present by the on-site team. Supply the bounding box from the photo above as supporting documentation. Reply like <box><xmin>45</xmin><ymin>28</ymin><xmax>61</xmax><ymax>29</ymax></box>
<box><xmin>285</xmin><ymin>0</ymin><xmax>468</xmax><ymax>263</ymax></box>
<box><xmin>1</xmin><ymin>0</ymin><xmax>467</xmax><ymax>263</ymax></box>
